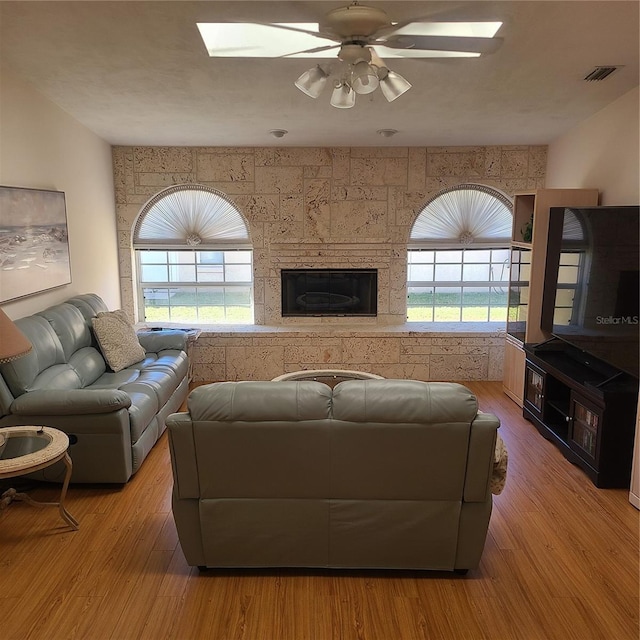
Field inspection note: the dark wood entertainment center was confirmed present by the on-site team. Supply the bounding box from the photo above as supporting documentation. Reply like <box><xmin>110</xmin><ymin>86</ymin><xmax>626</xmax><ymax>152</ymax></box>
<box><xmin>503</xmin><ymin>192</ymin><xmax>639</xmax><ymax>488</ymax></box>
<box><xmin>524</xmin><ymin>338</ymin><xmax>639</xmax><ymax>488</ymax></box>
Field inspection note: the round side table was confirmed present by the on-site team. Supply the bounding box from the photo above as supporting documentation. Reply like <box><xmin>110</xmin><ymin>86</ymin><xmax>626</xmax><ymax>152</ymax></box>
<box><xmin>0</xmin><ymin>426</ymin><xmax>79</xmax><ymax>530</ymax></box>
<box><xmin>272</xmin><ymin>369</ymin><xmax>384</xmax><ymax>388</ymax></box>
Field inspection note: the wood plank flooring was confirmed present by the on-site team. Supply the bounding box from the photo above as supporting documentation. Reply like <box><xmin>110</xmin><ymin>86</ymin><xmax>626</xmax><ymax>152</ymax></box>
<box><xmin>1</xmin><ymin>381</ymin><xmax>638</xmax><ymax>640</ymax></box>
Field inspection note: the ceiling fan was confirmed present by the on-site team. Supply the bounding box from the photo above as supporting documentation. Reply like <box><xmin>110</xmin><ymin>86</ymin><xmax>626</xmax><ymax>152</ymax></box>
<box><xmin>197</xmin><ymin>2</ymin><xmax>503</xmax><ymax>108</ymax></box>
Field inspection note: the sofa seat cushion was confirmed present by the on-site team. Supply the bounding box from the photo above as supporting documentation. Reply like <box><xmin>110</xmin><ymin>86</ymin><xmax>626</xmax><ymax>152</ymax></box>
<box><xmin>131</xmin><ymin>369</ymin><xmax>179</xmax><ymax>407</ymax></box>
<box><xmin>89</xmin><ymin>369</ymin><xmax>142</xmax><ymax>389</ymax></box>
<box><xmin>92</xmin><ymin>310</ymin><xmax>146</xmax><ymax>372</ymax></box>
<box><xmin>27</xmin><ymin>364</ymin><xmax>82</xmax><ymax>392</ymax></box>
<box><xmin>139</xmin><ymin>350</ymin><xmax>189</xmax><ymax>380</ymax></box>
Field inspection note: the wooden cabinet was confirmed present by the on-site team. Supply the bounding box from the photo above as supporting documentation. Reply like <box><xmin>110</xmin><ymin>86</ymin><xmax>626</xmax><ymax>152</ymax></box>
<box><xmin>502</xmin><ymin>336</ymin><xmax>526</xmax><ymax>406</ymax></box>
<box><xmin>524</xmin><ymin>340</ymin><xmax>638</xmax><ymax>488</ymax></box>
<box><xmin>503</xmin><ymin>189</ymin><xmax>599</xmax><ymax>406</ymax></box>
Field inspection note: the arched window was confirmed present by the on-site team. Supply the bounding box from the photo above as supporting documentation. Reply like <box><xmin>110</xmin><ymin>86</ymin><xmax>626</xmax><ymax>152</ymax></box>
<box><xmin>407</xmin><ymin>184</ymin><xmax>512</xmax><ymax>322</ymax></box>
<box><xmin>133</xmin><ymin>184</ymin><xmax>253</xmax><ymax>324</ymax></box>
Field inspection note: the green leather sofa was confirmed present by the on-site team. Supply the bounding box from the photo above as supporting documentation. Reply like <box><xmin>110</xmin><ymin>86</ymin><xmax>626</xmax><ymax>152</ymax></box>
<box><xmin>0</xmin><ymin>294</ymin><xmax>189</xmax><ymax>483</ymax></box>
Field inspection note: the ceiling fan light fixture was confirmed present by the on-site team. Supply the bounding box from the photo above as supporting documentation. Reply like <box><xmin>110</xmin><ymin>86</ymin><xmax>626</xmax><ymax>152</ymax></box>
<box><xmin>379</xmin><ymin>70</ymin><xmax>412</xmax><ymax>102</ymax></box>
<box><xmin>281</xmin><ymin>2</ymin><xmax>500</xmax><ymax>109</ymax></box>
<box><xmin>330</xmin><ymin>81</ymin><xmax>356</xmax><ymax>109</ymax></box>
<box><xmin>295</xmin><ymin>65</ymin><xmax>329</xmax><ymax>98</ymax></box>
<box><xmin>351</xmin><ymin>60</ymin><xmax>380</xmax><ymax>95</ymax></box>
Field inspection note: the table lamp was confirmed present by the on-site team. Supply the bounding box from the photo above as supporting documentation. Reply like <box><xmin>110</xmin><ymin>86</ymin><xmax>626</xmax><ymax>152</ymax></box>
<box><xmin>0</xmin><ymin>308</ymin><xmax>32</xmax><ymax>364</ymax></box>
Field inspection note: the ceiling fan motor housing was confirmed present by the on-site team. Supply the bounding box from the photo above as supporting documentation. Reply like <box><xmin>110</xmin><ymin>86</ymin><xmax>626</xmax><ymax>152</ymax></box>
<box><xmin>320</xmin><ymin>4</ymin><xmax>392</xmax><ymax>41</ymax></box>
<box><xmin>338</xmin><ymin>43</ymin><xmax>372</xmax><ymax>64</ymax></box>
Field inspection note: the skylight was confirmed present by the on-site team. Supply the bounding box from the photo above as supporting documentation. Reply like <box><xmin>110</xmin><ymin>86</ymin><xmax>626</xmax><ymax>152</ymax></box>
<box><xmin>197</xmin><ymin>23</ymin><xmax>326</xmax><ymax>58</ymax></box>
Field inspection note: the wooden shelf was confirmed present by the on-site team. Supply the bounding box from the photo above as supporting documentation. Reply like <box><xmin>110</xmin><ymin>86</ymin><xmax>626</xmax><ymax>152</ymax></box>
<box><xmin>503</xmin><ymin>189</ymin><xmax>599</xmax><ymax>407</ymax></box>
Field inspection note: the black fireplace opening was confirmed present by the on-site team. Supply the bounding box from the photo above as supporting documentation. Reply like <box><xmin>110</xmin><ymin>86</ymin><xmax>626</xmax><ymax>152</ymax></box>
<box><xmin>281</xmin><ymin>269</ymin><xmax>378</xmax><ymax>317</ymax></box>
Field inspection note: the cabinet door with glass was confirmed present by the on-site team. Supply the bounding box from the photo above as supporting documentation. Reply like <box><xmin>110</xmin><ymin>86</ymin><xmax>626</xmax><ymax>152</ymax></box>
<box><xmin>506</xmin><ymin>247</ymin><xmax>531</xmax><ymax>343</ymax></box>
<box><xmin>524</xmin><ymin>363</ymin><xmax>545</xmax><ymax>420</ymax></box>
<box><xmin>569</xmin><ymin>394</ymin><xmax>602</xmax><ymax>465</ymax></box>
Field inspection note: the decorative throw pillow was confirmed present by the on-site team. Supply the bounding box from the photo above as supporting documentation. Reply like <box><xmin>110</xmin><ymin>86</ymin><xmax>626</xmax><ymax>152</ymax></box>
<box><xmin>92</xmin><ymin>309</ymin><xmax>146</xmax><ymax>372</ymax></box>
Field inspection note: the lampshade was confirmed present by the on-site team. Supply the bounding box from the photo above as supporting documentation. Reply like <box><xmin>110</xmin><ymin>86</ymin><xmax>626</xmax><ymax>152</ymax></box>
<box><xmin>330</xmin><ymin>82</ymin><xmax>356</xmax><ymax>109</ymax></box>
<box><xmin>294</xmin><ymin>65</ymin><xmax>329</xmax><ymax>99</ymax></box>
<box><xmin>294</xmin><ymin>47</ymin><xmax>411</xmax><ymax>108</ymax></box>
<box><xmin>0</xmin><ymin>309</ymin><xmax>32</xmax><ymax>364</ymax></box>
<box><xmin>351</xmin><ymin>60</ymin><xmax>379</xmax><ymax>95</ymax></box>
<box><xmin>379</xmin><ymin>71</ymin><xmax>412</xmax><ymax>102</ymax></box>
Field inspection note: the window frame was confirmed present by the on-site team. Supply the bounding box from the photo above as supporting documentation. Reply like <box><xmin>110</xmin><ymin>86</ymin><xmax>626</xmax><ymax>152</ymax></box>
<box><xmin>407</xmin><ymin>247</ymin><xmax>511</xmax><ymax>322</ymax></box>
<box><xmin>132</xmin><ymin>184</ymin><xmax>253</xmax><ymax>325</ymax></box>
<box><xmin>408</xmin><ymin>184</ymin><xmax>512</xmax><ymax>323</ymax></box>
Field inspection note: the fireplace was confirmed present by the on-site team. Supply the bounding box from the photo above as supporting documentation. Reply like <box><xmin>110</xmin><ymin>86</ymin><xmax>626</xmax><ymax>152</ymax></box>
<box><xmin>281</xmin><ymin>269</ymin><xmax>377</xmax><ymax>317</ymax></box>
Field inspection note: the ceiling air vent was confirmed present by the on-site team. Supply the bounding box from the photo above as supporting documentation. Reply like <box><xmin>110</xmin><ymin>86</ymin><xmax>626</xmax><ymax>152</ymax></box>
<box><xmin>583</xmin><ymin>66</ymin><xmax>619</xmax><ymax>82</ymax></box>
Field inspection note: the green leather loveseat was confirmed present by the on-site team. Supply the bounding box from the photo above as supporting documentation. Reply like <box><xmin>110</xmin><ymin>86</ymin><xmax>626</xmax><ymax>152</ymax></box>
<box><xmin>167</xmin><ymin>379</ymin><xmax>500</xmax><ymax>573</ymax></box>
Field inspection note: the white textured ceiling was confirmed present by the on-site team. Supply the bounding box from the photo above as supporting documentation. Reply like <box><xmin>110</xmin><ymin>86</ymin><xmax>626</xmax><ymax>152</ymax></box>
<box><xmin>1</xmin><ymin>1</ymin><xmax>638</xmax><ymax>147</ymax></box>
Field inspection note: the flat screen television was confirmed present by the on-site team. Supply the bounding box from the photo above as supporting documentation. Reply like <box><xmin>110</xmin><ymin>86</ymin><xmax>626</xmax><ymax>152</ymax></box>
<box><xmin>281</xmin><ymin>269</ymin><xmax>377</xmax><ymax>317</ymax></box>
<box><xmin>544</xmin><ymin>206</ymin><xmax>639</xmax><ymax>378</ymax></box>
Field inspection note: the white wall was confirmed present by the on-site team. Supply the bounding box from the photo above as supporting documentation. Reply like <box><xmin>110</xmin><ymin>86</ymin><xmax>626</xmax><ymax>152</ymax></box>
<box><xmin>546</xmin><ymin>87</ymin><xmax>639</xmax><ymax>204</ymax></box>
<box><xmin>0</xmin><ymin>66</ymin><xmax>120</xmax><ymax>319</ymax></box>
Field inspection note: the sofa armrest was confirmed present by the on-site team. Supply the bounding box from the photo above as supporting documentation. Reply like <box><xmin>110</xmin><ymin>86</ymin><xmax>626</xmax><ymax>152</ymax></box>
<box><xmin>464</xmin><ymin>411</ymin><xmax>500</xmax><ymax>502</ymax></box>
<box><xmin>10</xmin><ymin>389</ymin><xmax>131</xmax><ymax>416</ymax></box>
<box><xmin>166</xmin><ymin>412</ymin><xmax>200</xmax><ymax>499</ymax></box>
<box><xmin>137</xmin><ymin>330</ymin><xmax>187</xmax><ymax>353</ymax></box>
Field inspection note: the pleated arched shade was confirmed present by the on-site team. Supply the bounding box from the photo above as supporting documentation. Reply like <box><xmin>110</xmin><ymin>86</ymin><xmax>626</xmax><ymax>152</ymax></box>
<box><xmin>133</xmin><ymin>184</ymin><xmax>250</xmax><ymax>247</ymax></box>
<box><xmin>410</xmin><ymin>184</ymin><xmax>512</xmax><ymax>246</ymax></box>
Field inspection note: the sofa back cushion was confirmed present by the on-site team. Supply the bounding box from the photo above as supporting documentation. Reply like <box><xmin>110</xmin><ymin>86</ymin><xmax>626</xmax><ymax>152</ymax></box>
<box><xmin>332</xmin><ymin>379</ymin><xmax>478</xmax><ymax>423</ymax></box>
<box><xmin>188</xmin><ymin>380</ymin><xmax>332</xmax><ymax>422</ymax></box>
<box><xmin>66</xmin><ymin>293</ymin><xmax>109</xmax><ymax>322</ymax></box>
<box><xmin>172</xmin><ymin>380</ymin><xmax>495</xmax><ymax>504</ymax></box>
<box><xmin>37</xmin><ymin>302</ymin><xmax>106</xmax><ymax>388</ymax></box>
<box><xmin>38</xmin><ymin>303</ymin><xmax>93</xmax><ymax>360</ymax></box>
<box><xmin>0</xmin><ymin>315</ymin><xmax>77</xmax><ymax>396</ymax></box>
<box><xmin>331</xmin><ymin>380</ymin><xmax>481</xmax><ymax>501</ymax></box>
<box><xmin>0</xmin><ymin>300</ymin><xmax>109</xmax><ymax>398</ymax></box>
<box><xmin>184</xmin><ymin>381</ymin><xmax>333</xmax><ymax>499</ymax></box>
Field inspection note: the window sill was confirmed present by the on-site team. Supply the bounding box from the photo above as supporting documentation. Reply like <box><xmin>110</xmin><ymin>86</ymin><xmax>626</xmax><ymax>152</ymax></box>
<box><xmin>137</xmin><ymin>321</ymin><xmax>506</xmax><ymax>337</ymax></box>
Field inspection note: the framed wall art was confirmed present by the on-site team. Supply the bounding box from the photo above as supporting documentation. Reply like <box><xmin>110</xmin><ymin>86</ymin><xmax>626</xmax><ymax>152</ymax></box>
<box><xmin>0</xmin><ymin>186</ymin><xmax>72</xmax><ymax>302</ymax></box>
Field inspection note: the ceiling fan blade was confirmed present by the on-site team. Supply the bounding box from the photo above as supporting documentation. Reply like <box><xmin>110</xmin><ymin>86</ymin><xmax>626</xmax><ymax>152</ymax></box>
<box><xmin>379</xmin><ymin>34</ymin><xmax>503</xmax><ymax>55</ymax></box>
<box><xmin>280</xmin><ymin>44</ymin><xmax>340</xmax><ymax>59</ymax></box>
<box><xmin>198</xmin><ymin>22</ymin><xmax>338</xmax><ymax>58</ymax></box>
<box><xmin>247</xmin><ymin>21</ymin><xmax>338</xmax><ymax>42</ymax></box>
<box><xmin>374</xmin><ymin>3</ymin><xmax>469</xmax><ymax>38</ymax></box>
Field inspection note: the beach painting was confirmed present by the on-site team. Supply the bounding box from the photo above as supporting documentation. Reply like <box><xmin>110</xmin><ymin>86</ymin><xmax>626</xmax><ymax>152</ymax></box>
<box><xmin>0</xmin><ymin>186</ymin><xmax>71</xmax><ymax>302</ymax></box>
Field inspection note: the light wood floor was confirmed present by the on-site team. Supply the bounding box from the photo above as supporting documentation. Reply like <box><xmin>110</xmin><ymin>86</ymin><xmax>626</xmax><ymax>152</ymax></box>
<box><xmin>1</xmin><ymin>381</ymin><xmax>638</xmax><ymax>640</ymax></box>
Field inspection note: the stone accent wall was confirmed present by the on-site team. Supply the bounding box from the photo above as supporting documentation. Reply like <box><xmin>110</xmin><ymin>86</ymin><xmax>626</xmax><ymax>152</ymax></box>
<box><xmin>113</xmin><ymin>144</ymin><xmax>546</xmax><ymax>381</ymax></box>
<box><xmin>189</xmin><ymin>325</ymin><xmax>505</xmax><ymax>383</ymax></box>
